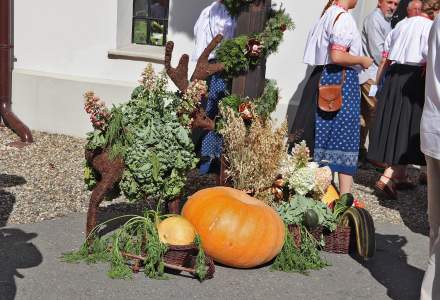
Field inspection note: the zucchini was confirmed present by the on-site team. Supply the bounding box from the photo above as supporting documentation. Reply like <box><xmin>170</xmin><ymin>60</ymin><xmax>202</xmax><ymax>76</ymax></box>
<box><xmin>340</xmin><ymin>207</ymin><xmax>375</xmax><ymax>259</ymax></box>
<box><xmin>334</xmin><ymin>193</ymin><xmax>354</xmax><ymax>218</ymax></box>
<box><xmin>357</xmin><ymin>208</ymin><xmax>376</xmax><ymax>258</ymax></box>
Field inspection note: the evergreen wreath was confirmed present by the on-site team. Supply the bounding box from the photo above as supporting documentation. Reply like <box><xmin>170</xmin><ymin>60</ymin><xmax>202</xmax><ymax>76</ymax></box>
<box><xmin>223</xmin><ymin>0</ymin><xmax>254</xmax><ymax>17</ymax></box>
<box><xmin>216</xmin><ymin>7</ymin><xmax>294</xmax><ymax>76</ymax></box>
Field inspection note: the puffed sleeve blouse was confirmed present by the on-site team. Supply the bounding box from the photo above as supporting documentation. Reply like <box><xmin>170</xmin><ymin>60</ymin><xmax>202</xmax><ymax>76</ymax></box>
<box><xmin>303</xmin><ymin>5</ymin><xmax>362</xmax><ymax>70</ymax></box>
<box><xmin>193</xmin><ymin>1</ymin><xmax>236</xmax><ymax>61</ymax></box>
<box><xmin>383</xmin><ymin>16</ymin><xmax>433</xmax><ymax>65</ymax></box>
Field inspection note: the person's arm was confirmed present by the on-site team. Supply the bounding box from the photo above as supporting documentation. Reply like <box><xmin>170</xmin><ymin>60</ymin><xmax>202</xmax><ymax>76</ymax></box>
<box><xmin>330</xmin><ymin>50</ymin><xmax>373</xmax><ymax>69</ymax></box>
<box><xmin>376</xmin><ymin>57</ymin><xmax>391</xmax><ymax>84</ymax></box>
<box><xmin>329</xmin><ymin>14</ymin><xmax>373</xmax><ymax>69</ymax></box>
<box><xmin>365</xmin><ymin>16</ymin><xmax>388</xmax><ymax>66</ymax></box>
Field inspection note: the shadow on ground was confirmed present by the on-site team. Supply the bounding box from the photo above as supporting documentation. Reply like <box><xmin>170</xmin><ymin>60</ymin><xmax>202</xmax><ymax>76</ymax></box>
<box><xmin>361</xmin><ymin>233</ymin><xmax>424</xmax><ymax>300</ymax></box>
<box><xmin>0</xmin><ymin>228</ymin><xmax>43</xmax><ymax>300</ymax></box>
<box><xmin>0</xmin><ymin>174</ymin><xmax>26</xmax><ymax>227</ymax></box>
<box><xmin>354</xmin><ymin>168</ymin><xmax>429</xmax><ymax>236</ymax></box>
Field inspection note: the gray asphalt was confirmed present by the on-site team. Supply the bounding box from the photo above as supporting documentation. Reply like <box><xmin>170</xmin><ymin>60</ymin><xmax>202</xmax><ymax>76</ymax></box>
<box><xmin>0</xmin><ymin>214</ymin><xmax>428</xmax><ymax>300</ymax></box>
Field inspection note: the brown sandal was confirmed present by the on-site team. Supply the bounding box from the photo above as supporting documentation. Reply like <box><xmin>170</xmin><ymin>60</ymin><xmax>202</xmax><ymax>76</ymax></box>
<box><xmin>374</xmin><ymin>175</ymin><xmax>397</xmax><ymax>199</ymax></box>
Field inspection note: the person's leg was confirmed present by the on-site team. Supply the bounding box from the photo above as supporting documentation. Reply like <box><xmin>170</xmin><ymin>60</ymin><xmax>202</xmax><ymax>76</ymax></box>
<box><xmin>375</xmin><ymin>165</ymin><xmax>407</xmax><ymax>199</ymax></box>
<box><xmin>338</xmin><ymin>173</ymin><xmax>353</xmax><ymax>195</ymax></box>
<box><xmin>420</xmin><ymin>166</ymin><xmax>428</xmax><ymax>185</ymax></box>
<box><xmin>421</xmin><ymin>155</ymin><xmax>440</xmax><ymax>299</ymax></box>
<box><xmin>381</xmin><ymin>165</ymin><xmax>407</xmax><ymax>181</ymax></box>
<box><xmin>360</xmin><ymin>80</ymin><xmax>377</xmax><ymax>160</ymax></box>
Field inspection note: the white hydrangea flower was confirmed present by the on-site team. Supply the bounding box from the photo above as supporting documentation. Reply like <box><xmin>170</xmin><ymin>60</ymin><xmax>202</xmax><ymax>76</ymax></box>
<box><xmin>288</xmin><ymin>166</ymin><xmax>315</xmax><ymax>195</ymax></box>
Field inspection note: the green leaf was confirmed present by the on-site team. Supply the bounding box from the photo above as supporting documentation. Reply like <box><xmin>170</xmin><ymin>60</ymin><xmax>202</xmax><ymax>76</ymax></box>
<box><xmin>150</xmin><ymin>152</ymin><xmax>160</xmax><ymax>182</ymax></box>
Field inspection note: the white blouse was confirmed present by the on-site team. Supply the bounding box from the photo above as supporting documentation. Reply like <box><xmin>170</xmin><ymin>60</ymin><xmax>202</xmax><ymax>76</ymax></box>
<box><xmin>383</xmin><ymin>16</ymin><xmax>433</xmax><ymax>65</ymax></box>
<box><xmin>193</xmin><ymin>1</ymin><xmax>236</xmax><ymax>61</ymax></box>
<box><xmin>303</xmin><ymin>5</ymin><xmax>362</xmax><ymax>70</ymax></box>
<box><xmin>421</xmin><ymin>16</ymin><xmax>440</xmax><ymax>160</ymax></box>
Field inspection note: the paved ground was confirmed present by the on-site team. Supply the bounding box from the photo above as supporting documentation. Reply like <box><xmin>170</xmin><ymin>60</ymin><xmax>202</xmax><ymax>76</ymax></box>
<box><xmin>0</xmin><ymin>213</ymin><xmax>428</xmax><ymax>300</ymax></box>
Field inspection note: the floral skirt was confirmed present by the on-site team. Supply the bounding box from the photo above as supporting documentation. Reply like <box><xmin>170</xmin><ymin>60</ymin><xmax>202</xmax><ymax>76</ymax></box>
<box><xmin>314</xmin><ymin>65</ymin><xmax>360</xmax><ymax>176</ymax></box>
<box><xmin>198</xmin><ymin>74</ymin><xmax>227</xmax><ymax>174</ymax></box>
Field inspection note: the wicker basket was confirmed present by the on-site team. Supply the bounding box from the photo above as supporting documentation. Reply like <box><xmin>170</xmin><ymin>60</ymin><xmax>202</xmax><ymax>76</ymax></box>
<box><xmin>164</xmin><ymin>244</ymin><xmax>215</xmax><ymax>279</ymax></box>
<box><xmin>288</xmin><ymin>224</ymin><xmax>351</xmax><ymax>254</ymax></box>
<box><xmin>163</xmin><ymin>244</ymin><xmax>196</xmax><ymax>266</ymax></box>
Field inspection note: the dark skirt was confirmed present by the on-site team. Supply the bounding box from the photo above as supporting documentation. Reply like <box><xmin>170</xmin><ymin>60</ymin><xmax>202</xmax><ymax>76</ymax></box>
<box><xmin>289</xmin><ymin>66</ymin><xmax>324</xmax><ymax>156</ymax></box>
<box><xmin>367</xmin><ymin>64</ymin><xmax>426</xmax><ymax>166</ymax></box>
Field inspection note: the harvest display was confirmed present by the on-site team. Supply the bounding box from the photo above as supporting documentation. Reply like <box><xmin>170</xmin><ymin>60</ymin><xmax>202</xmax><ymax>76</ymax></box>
<box><xmin>64</xmin><ymin>0</ymin><xmax>376</xmax><ymax>281</ymax></box>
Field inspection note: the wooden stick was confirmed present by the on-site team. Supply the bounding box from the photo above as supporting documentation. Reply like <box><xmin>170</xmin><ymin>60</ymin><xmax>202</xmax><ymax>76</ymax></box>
<box><xmin>119</xmin><ymin>251</ymin><xmax>195</xmax><ymax>273</ymax></box>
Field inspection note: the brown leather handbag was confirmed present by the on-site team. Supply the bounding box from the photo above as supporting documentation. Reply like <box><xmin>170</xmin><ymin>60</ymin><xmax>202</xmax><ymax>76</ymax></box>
<box><xmin>318</xmin><ymin>69</ymin><xmax>345</xmax><ymax>112</ymax></box>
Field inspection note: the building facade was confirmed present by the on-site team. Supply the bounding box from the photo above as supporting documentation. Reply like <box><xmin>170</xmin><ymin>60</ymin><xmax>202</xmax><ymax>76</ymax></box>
<box><xmin>11</xmin><ymin>0</ymin><xmax>376</xmax><ymax>137</ymax></box>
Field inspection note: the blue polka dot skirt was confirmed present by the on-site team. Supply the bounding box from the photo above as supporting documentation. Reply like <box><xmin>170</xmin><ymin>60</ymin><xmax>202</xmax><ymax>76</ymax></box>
<box><xmin>199</xmin><ymin>74</ymin><xmax>227</xmax><ymax>174</ymax></box>
<box><xmin>314</xmin><ymin>65</ymin><xmax>360</xmax><ymax>176</ymax></box>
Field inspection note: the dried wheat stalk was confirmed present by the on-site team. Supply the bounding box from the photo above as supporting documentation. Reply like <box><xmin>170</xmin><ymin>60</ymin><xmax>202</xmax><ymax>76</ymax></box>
<box><xmin>220</xmin><ymin>107</ymin><xmax>287</xmax><ymax>204</ymax></box>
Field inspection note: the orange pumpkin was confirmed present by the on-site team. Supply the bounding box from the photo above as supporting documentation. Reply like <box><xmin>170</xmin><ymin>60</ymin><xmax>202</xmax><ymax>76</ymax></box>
<box><xmin>182</xmin><ymin>187</ymin><xmax>285</xmax><ymax>268</ymax></box>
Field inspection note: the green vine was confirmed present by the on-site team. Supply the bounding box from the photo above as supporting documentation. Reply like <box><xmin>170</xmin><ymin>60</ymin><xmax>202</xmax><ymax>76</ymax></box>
<box><xmin>216</xmin><ymin>8</ymin><xmax>294</xmax><ymax>76</ymax></box>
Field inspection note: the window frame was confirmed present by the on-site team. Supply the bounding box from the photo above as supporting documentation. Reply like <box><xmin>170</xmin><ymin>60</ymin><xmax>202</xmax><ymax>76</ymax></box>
<box><xmin>131</xmin><ymin>0</ymin><xmax>169</xmax><ymax>47</ymax></box>
<box><xmin>108</xmin><ymin>0</ymin><xmax>167</xmax><ymax>63</ymax></box>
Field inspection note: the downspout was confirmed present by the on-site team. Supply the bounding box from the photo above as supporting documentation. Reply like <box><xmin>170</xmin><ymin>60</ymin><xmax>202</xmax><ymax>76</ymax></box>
<box><xmin>0</xmin><ymin>0</ymin><xmax>33</xmax><ymax>145</ymax></box>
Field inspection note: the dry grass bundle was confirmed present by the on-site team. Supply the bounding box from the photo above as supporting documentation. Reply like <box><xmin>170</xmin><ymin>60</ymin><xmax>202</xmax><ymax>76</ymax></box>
<box><xmin>220</xmin><ymin>107</ymin><xmax>287</xmax><ymax>204</ymax></box>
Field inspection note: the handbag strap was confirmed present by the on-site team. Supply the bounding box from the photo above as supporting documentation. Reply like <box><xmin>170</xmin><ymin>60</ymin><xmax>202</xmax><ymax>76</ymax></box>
<box><xmin>319</xmin><ymin>68</ymin><xmax>345</xmax><ymax>88</ymax></box>
<box><xmin>318</xmin><ymin>11</ymin><xmax>347</xmax><ymax>88</ymax></box>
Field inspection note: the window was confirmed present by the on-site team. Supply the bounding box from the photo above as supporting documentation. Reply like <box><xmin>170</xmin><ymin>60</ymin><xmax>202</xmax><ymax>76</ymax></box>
<box><xmin>132</xmin><ymin>0</ymin><xmax>169</xmax><ymax>46</ymax></box>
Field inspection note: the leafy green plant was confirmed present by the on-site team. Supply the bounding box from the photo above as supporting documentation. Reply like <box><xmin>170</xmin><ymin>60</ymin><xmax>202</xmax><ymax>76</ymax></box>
<box><xmin>84</xmin><ymin>66</ymin><xmax>198</xmax><ymax>203</ymax></box>
<box><xmin>276</xmin><ymin>195</ymin><xmax>337</xmax><ymax>231</ymax></box>
<box><xmin>271</xmin><ymin>225</ymin><xmax>328</xmax><ymax>274</ymax></box>
<box><xmin>334</xmin><ymin>193</ymin><xmax>355</xmax><ymax>219</ymax></box>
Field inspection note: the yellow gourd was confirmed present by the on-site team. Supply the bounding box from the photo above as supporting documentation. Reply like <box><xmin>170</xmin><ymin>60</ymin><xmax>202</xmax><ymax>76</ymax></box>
<box><xmin>157</xmin><ymin>216</ymin><xmax>196</xmax><ymax>246</ymax></box>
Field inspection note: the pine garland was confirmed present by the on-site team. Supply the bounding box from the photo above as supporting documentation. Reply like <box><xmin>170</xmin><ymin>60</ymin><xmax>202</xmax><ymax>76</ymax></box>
<box><xmin>216</xmin><ymin>8</ymin><xmax>294</xmax><ymax>76</ymax></box>
<box><xmin>223</xmin><ymin>0</ymin><xmax>251</xmax><ymax>17</ymax></box>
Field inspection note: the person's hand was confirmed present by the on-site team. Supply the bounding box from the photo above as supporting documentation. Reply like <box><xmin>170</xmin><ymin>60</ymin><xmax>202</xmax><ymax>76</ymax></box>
<box><xmin>360</xmin><ymin>56</ymin><xmax>374</xmax><ymax>69</ymax></box>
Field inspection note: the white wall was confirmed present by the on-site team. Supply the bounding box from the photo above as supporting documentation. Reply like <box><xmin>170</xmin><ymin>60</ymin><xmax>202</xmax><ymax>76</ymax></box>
<box><xmin>13</xmin><ymin>0</ymin><xmax>151</xmax><ymax>82</ymax></box>
<box><xmin>11</xmin><ymin>0</ymin><xmax>376</xmax><ymax>137</ymax></box>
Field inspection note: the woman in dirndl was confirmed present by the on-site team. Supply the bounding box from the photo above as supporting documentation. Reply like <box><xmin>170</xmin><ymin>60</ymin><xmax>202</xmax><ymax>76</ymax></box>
<box><xmin>299</xmin><ymin>0</ymin><xmax>373</xmax><ymax>194</ymax></box>
<box><xmin>368</xmin><ymin>0</ymin><xmax>439</xmax><ymax>199</ymax></box>
<box><xmin>193</xmin><ymin>0</ymin><xmax>236</xmax><ymax>174</ymax></box>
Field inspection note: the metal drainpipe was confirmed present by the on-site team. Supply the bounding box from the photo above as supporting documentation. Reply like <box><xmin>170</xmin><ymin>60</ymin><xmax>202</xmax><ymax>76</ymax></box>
<box><xmin>0</xmin><ymin>0</ymin><xmax>33</xmax><ymax>145</ymax></box>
